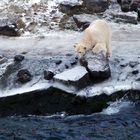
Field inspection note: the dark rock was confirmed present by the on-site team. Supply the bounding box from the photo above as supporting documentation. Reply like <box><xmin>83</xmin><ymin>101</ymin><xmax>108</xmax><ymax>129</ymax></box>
<box><xmin>55</xmin><ymin>60</ymin><xmax>62</xmax><ymax>65</ymax></box>
<box><xmin>0</xmin><ymin>18</ymin><xmax>20</xmax><ymax>37</ymax></box>
<box><xmin>0</xmin><ymin>87</ymin><xmax>109</xmax><ymax>117</ymax></box>
<box><xmin>118</xmin><ymin>0</ymin><xmax>140</xmax><ymax>14</ymax></box>
<box><xmin>120</xmin><ymin>63</ymin><xmax>128</xmax><ymax>67</ymax></box>
<box><xmin>17</xmin><ymin>69</ymin><xmax>32</xmax><ymax>83</ymax></box>
<box><xmin>59</xmin><ymin>1</ymin><xmax>83</xmax><ymax>15</ymax></box>
<box><xmin>44</xmin><ymin>70</ymin><xmax>54</xmax><ymax>80</ymax></box>
<box><xmin>132</xmin><ymin>70</ymin><xmax>139</xmax><ymax>75</ymax></box>
<box><xmin>65</xmin><ymin>64</ymin><xmax>69</xmax><ymax>69</ymax></box>
<box><xmin>111</xmin><ymin>11</ymin><xmax>138</xmax><ymax>24</ymax></box>
<box><xmin>83</xmin><ymin>0</ymin><xmax>109</xmax><ymax>14</ymax></box>
<box><xmin>80</xmin><ymin>52</ymin><xmax>111</xmax><ymax>82</ymax></box>
<box><xmin>136</xmin><ymin>77</ymin><xmax>140</xmax><ymax>81</ymax></box>
<box><xmin>54</xmin><ymin>66</ymin><xmax>90</xmax><ymax>89</ymax></box>
<box><xmin>117</xmin><ymin>0</ymin><xmax>122</xmax><ymax>4</ymax></box>
<box><xmin>130</xmin><ymin>0</ymin><xmax>140</xmax><ymax>12</ymax></box>
<box><xmin>14</xmin><ymin>55</ymin><xmax>25</xmax><ymax>62</ymax></box>
<box><xmin>121</xmin><ymin>3</ymin><xmax>130</xmax><ymax>12</ymax></box>
<box><xmin>129</xmin><ymin>61</ymin><xmax>139</xmax><ymax>68</ymax></box>
<box><xmin>120</xmin><ymin>0</ymin><xmax>131</xmax><ymax>12</ymax></box>
<box><xmin>73</xmin><ymin>14</ymin><xmax>97</xmax><ymax>30</ymax></box>
<box><xmin>0</xmin><ymin>24</ymin><xmax>20</xmax><ymax>37</ymax></box>
<box><xmin>70</xmin><ymin>58</ymin><xmax>78</xmax><ymax>66</ymax></box>
<box><xmin>0</xmin><ymin>87</ymin><xmax>139</xmax><ymax>117</ymax></box>
<box><xmin>65</xmin><ymin>53</ymin><xmax>73</xmax><ymax>56</ymax></box>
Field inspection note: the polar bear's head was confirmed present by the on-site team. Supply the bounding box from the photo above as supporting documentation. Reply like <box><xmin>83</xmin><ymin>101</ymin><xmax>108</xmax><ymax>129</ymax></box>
<box><xmin>74</xmin><ymin>43</ymin><xmax>87</xmax><ymax>57</ymax></box>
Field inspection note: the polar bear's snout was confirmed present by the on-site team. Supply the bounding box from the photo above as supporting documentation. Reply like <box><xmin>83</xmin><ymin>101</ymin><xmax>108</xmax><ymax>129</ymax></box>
<box><xmin>74</xmin><ymin>44</ymin><xmax>87</xmax><ymax>57</ymax></box>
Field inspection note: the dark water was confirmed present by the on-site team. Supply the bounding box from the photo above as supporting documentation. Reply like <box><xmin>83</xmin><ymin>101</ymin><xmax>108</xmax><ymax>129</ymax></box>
<box><xmin>0</xmin><ymin>102</ymin><xmax>139</xmax><ymax>140</ymax></box>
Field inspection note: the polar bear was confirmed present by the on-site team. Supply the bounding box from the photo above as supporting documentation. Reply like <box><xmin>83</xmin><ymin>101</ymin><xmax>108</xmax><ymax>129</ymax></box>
<box><xmin>74</xmin><ymin>19</ymin><xmax>112</xmax><ymax>58</ymax></box>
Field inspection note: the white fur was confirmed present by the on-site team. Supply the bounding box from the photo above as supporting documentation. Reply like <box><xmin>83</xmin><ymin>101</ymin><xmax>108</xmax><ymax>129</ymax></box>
<box><xmin>74</xmin><ymin>19</ymin><xmax>112</xmax><ymax>57</ymax></box>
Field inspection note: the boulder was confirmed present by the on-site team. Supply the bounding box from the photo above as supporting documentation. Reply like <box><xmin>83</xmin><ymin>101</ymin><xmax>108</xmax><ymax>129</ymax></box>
<box><xmin>83</xmin><ymin>0</ymin><xmax>109</xmax><ymax>14</ymax></box>
<box><xmin>54</xmin><ymin>66</ymin><xmax>90</xmax><ymax>89</ymax></box>
<box><xmin>59</xmin><ymin>0</ymin><xmax>109</xmax><ymax>15</ymax></box>
<box><xmin>44</xmin><ymin>70</ymin><xmax>54</xmax><ymax>80</ymax></box>
<box><xmin>73</xmin><ymin>14</ymin><xmax>98</xmax><ymax>30</ymax></box>
<box><xmin>59</xmin><ymin>1</ymin><xmax>83</xmax><ymax>15</ymax></box>
<box><xmin>0</xmin><ymin>18</ymin><xmax>20</xmax><ymax>37</ymax></box>
<box><xmin>110</xmin><ymin>11</ymin><xmax>138</xmax><ymax>24</ymax></box>
<box><xmin>80</xmin><ymin>51</ymin><xmax>111</xmax><ymax>82</ymax></box>
<box><xmin>17</xmin><ymin>69</ymin><xmax>32</xmax><ymax>83</ymax></box>
<box><xmin>120</xmin><ymin>0</ymin><xmax>131</xmax><ymax>12</ymax></box>
<box><xmin>14</xmin><ymin>55</ymin><xmax>25</xmax><ymax>62</ymax></box>
<box><xmin>129</xmin><ymin>61</ymin><xmax>139</xmax><ymax>68</ymax></box>
<box><xmin>129</xmin><ymin>0</ymin><xmax>140</xmax><ymax>12</ymax></box>
<box><xmin>117</xmin><ymin>0</ymin><xmax>140</xmax><ymax>18</ymax></box>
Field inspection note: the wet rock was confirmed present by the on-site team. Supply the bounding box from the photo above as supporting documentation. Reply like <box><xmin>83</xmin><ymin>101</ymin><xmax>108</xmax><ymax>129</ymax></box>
<box><xmin>59</xmin><ymin>1</ymin><xmax>83</xmax><ymax>15</ymax></box>
<box><xmin>55</xmin><ymin>60</ymin><xmax>62</xmax><ymax>65</ymax></box>
<box><xmin>120</xmin><ymin>63</ymin><xmax>128</xmax><ymax>67</ymax></box>
<box><xmin>73</xmin><ymin>14</ymin><xmax>98</xmax><ymax>30</ymax></box>
<box><xmin>70</xmin><ymin>57</ymin><xmax>78</xmax><ymax>66</ymax></box>
<box><xmin>136</xmin><ymin>77</ymin><xmax>140</xmax><ymax>81</ymax></box>
<box><xmin>129</xmin><ymin>61</ymin><xmax>139</xmax><ymax>68</ymax></box>
<box><xmin>121</xmin><ymin>0</ymin><xmax>130</xmax><ymax>12</ymax></box>
<box><xmin>54</xmin><ymin>66</ymin><xmax>90</xmax><ymax>89</ymax></box>
<box><xmin>14</xmin><ymin>55</ymin><xmax>25</xmax><ymax>62</ymax></box>
<box><xmin>17</xmin><ymin>69</ymin><xmax>32</xmax><ymax>83</ymax></box>
<box><xmin>132</xmin><ymin>70</ymin><xmax>139</xmax><ymax>75</ymax></box>
<box><xmin>83</xmin><ymin>0</ymin><xmax>109</xmax><ymax>14</ymax></box>
<box><xmin>44</xmin><ymin>70</ymin><xmax>54</xmax><ymax>80</ymax></box>
<box><xmin>80</xmin><ymin>52</ymin><xmax>111</xmax><ymax>82</ymax></box>
<box><xmin>0</xmin><ymin>18</ymin><xmax>20</xmax><ymax>36</ymax></box>
<box><xmin>65</xmin><ymin>64</ymin><xmax>69</xmax><ymax>69</ymax></box>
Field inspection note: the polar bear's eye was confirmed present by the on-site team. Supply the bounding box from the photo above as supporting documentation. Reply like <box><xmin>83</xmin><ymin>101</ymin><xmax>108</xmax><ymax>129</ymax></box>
<box><xmin>84</xmin><ymin>47</ymin><xmax>86</xmax><ymax>50</ymax></box>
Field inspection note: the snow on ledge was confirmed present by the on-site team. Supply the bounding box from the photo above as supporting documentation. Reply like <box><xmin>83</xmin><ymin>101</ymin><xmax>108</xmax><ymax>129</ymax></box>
<box><xmin>54</xmin><ymin>66</ymin><xmax>87</xmax><ymax>81</ymax></box>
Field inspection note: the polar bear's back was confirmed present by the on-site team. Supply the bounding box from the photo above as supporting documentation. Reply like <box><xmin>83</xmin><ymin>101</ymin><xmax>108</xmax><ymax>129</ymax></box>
<box><xmin>88</xmin><ymin>19</ymin><xmax>111</xmax><ymax>45</ymax></box>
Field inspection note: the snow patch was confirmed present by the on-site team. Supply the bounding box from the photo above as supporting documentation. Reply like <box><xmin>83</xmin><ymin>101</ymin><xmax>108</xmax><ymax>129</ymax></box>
<box><xmin>54</xmin><ymin>66</ymin><xmax>87</xmax><ymax>81</ymax></box>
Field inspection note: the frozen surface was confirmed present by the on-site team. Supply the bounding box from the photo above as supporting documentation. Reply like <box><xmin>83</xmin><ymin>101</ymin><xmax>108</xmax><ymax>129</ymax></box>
<box><xmin>54</xmin><ymin>66</ymin><xmax>87</xmax><ymax>81</ymax></box>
